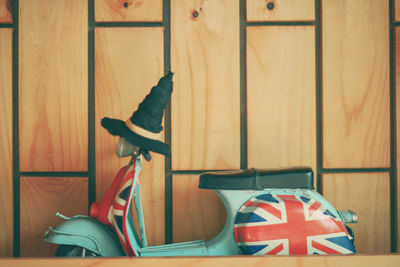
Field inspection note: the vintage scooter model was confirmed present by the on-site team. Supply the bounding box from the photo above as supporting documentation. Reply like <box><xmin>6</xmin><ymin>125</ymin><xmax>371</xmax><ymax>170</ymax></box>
<box><xmin>44</xmin><ymin>72</ymin><xmax>357</xmax><ymax>257</ymax></box>
<box><xmin>44</xmin><ymin>137</ymin><xmax>357</xmax><ymax>257</ymax></box>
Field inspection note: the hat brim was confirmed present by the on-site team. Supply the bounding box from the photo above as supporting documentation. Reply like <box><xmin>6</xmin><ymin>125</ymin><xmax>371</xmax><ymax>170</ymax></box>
<box><xmin>101</xmin><ymin>117</ymin><xmax>171</xmax><ymax>157</ymax></box>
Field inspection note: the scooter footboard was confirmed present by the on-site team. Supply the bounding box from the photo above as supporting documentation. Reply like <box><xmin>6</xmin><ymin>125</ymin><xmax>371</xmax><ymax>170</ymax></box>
<box><xmin>44</xmin><ymin>215</ymin><xmax>125</xmax><ymax>256</ymax></box>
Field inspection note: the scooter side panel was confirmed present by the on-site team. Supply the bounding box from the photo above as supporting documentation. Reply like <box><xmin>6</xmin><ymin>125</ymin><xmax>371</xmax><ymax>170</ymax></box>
<box><xmin>44</xmin><ymin>215</ymin><xmax>125</xmax><ymax>256</ymax></box>
<box><xmin>204</xmin><ymin>189</ymin><xmax>355</xmax><ymax>256</ymax></box>
<box><xmin>205</xmin><ymin>190</ymin><xmax>255</xmax><ymax>256</ymax></box>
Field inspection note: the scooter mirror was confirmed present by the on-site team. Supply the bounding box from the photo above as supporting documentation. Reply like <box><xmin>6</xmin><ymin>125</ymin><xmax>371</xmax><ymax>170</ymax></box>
<box><xmin>116</xmin><ymin>137</ymin><xmax>139</xmax><ymax>158</ymax></box>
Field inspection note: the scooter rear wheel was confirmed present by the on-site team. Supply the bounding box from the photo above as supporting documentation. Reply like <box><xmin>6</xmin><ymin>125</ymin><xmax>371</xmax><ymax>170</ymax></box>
<box><xmin>55</xmin><ymin>245</ymin><xmax>99</xmax><ymax>257</ymax></box>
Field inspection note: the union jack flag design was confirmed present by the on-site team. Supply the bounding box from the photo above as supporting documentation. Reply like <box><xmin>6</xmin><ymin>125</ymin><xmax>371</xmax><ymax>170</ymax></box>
<box><xmin>234</xmin><ymin>193</ymin><xmax>356</xmax><ymax>255</ymax></box>
<box><xmin>109</xmin><ymin>161</ymin><xmax>137</xmax><ymax>256</ymax></box>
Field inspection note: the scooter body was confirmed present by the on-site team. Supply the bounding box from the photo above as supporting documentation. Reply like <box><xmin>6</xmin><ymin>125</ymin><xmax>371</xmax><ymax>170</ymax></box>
<box><xmin>45</xmin><ymin>153</ymin><xmax>357</xmax><ymax>257</ymax></box>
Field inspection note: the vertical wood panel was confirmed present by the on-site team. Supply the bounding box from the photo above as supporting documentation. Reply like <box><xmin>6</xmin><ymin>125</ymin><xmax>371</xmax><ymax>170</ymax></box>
<box><xmin>322</xmin><ymin>0</ymin><xmax>390</xmax><ymax>168</ymax></box>
<box><xmin>171</xmin><ymin>0</ymin><xmax>240</xmax><ymax>170</ymax></box>
<box><xmin>95</xmin><ymin>0</ymin><xmax>162</xmax><ymax>22</ymax></box>
<box><xmin>20</xmin><ymin>177</ymin><xmax>88</xmax><ymax>257</ymax></box>
<box><xmin>323</xmin><ymin>173</ymin><xmax>391</xmax><ymax>253</ymax></box>
<box><xmin>0</xmin><ymin>28</ymin><xmax>13</xmax><ymax>257</ymax></box>
<box><xmin>0</xmin><ymin>0</ymin><xmax>11</xmax><ymax>23</ymax></box>
<box><xmin>246</xmin><ymin>0</ymin><xmax>314</xmax><ymax>22</ymax></box>
<box><xmin>247</xmin><ymin>26</ymin><xmax>316</xmax><ymax>171</ymax></box>
<box><xmin>95</xmin><ymin>27</ymin><xmax>165</xmax><ymax>245</ymax></box>
<box><xmin>396</xmin><ymin>27</ymin><xmax>400</xmax><ymax>251</ymax></box>
<box><xmin>396</xmin><ymin>0</ymin><xmax>400</xmax><ymax>21</ymax></box>
<box><xmin>19</xmin><ymin>0</ymin><xmax>88</xmax><ymax>172</ymax></box>
<box><xmin>172</xmin><ymin>175</ymin><xmax>226</xmax><ymax>243</ymax></box>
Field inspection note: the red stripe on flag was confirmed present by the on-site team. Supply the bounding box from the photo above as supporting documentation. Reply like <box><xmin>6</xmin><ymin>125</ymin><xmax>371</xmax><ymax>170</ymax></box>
<box><xmin>312</xmin><ymin>240</ymin><xmax>341</xmax><ymax>254</ymax></box>
<box><xmin>243</xmin><ymin>200</ymin><xmax>282</xmax><ymax>220</ymax></box>
<box><xmin>113</xmin><ymin>202</ymin><xmax>125</xmax><ymax>211</ymax></box>
<box><xmin>266</xmin><ymin>243</ymin><xmax>284</xmax><ymax>255</ymax></box>
<box><xmin>309</xmin><ymin>201</ymin><xmax>322</xmax><ymax>217</ymax></box>
<box><xmin>258</xmin><ymin>202</ymin><xmax>282</xmax><ymax>220</ymax></box>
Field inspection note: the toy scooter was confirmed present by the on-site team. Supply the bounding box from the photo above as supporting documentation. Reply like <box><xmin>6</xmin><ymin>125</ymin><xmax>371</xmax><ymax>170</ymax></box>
<box><xmin>44</xmin><ymin>137</ymin><xmax>357</xmax><ymax>257</ymax></box>
<box><xmin>44</xmin><ymin>72</ymin><xmax>357</xmax><ymax>256</ymax></box>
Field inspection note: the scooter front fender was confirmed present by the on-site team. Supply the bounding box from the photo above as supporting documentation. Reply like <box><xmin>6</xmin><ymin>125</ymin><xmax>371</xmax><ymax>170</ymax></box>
<box><xmin>44</xmin><ymin>215</ymin><xmax>125</xmax><ymax>257</ymax></box>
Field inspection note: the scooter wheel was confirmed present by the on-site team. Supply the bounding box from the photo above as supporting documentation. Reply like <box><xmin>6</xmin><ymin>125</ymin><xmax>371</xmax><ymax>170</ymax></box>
<box><xmin>55</xmin><ymin>245</ymin><xmax>99</xmax><ymax>257</ymax></box>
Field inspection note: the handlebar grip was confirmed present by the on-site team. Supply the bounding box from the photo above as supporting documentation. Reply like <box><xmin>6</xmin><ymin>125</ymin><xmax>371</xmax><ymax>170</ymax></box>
<box><xmin>140</xmin><ymin>148</ymin><xmax>152</xmax><ymax>161</ymax></box>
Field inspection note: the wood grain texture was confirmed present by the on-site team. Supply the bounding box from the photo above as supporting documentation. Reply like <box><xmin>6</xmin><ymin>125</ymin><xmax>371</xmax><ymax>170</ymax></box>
<box><xmin>396</xmin><ymin>27</ymin><xmax>400</xmax><ymax>252</ymax></box>
<box><xmin>172</xmin><ymin>175</ymin><xmax>226</xmax><ymax>243</ymax></box>
<box><xmin>20</xmin><ymin>177</ymin><xmax>88</xmax><ymax>257</ymax></box>
<box><xmin>246</xmin><ymin>0</ymin><xmax>314</xmax><ymax>22</ymax></box>
<box><xmin>95</xmin><ymin>27</ymin><xmax>165</xmax><ymax>245</ymax></box>
<box><xmin>171</xmin><ymin>0</ymin><xmax>240</xmax><ymax>170</ymax></box>
<box><xmin>323</xmin><ymin>173</ymin><xmax>390</xmax><ymax>253</ymax></box>
<box><xmin>95</xmin><ymin>0</ymin><xmax>162</xmax><ymax>22</ymax></box>
<box><xmin>2</xmin><ymin>254</ymin><xmax>400</xmax><ymax>267</ymax></box>
<box><xmin>19</xmin><ymin>0</ymin><xmax>88</xmax><ymax>172</ymax></box>
<box><xmin>0</xmin><ymin>0</ymin><xmax>11</xmax><ymax>23</ymax></box>
<box><xmin>322</xmin><ymin>0</ymin><xmax>390</xmax><ymax>168</ymax></box>
<box><xmin>247</xmin><ymin>26</ymin><xmax>316</xmax><ymax>172</ymax></box>
<box><xmin>396</xmin><ymin>0</ymin><xmax>400</xmax><ymax>21</ymax></box>
<box><xmin>0</xmin><ymin>29</ymin><xmax>13</xmax><ymax>257</ymax></box>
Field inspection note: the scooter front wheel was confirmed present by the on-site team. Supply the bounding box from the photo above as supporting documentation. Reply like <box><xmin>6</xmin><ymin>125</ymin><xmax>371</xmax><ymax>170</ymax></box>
<box><xmin>55</xmin><ymin>245</ymin><xmax>99</xmax><ymax>257</ymax></box>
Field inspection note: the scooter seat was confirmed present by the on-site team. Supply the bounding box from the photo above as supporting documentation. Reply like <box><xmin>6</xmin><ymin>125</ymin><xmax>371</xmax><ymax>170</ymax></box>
<box><xmin>199</xmin><ymin>167</ymin><xmax>314</xmax><ymax>190</ymax></box>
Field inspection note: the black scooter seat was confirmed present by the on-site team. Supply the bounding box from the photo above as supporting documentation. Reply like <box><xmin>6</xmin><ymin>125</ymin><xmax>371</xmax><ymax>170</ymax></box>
<box><xmin>199</xmin><ymin>167</ymin><xmax>314</xmax><ymax>190</ymax></box>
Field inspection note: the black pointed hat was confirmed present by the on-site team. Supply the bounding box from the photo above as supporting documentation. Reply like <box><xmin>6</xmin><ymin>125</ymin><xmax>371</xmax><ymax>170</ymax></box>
<box><xmin>101</xmin><ymin>72</ymin><xmax>173</xmax><ymax>156</ymax></box>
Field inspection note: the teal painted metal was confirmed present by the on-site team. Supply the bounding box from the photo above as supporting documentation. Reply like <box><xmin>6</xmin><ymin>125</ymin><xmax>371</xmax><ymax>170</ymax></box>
<box><xmin>134</xmin><ymin>184</ymin><xmax>148</xmax><ymax>247</ymax></box>
<box><xmin>44</xmin><ymin>188</ymin><xmax>354</xmax><ymax>257</ymax></box>
<box><xmin>45</xmin><ymin>155</ymin><xmax>355</xmax><ymax>257</ymax></box>
<box><xmin>140</xmin><ymin>240</ymin><xmax>208</xmax><ymax>256</ymax></box>
<box><xmin>44</xmin><ymin>214</ymin><xmax>124</xmax><ymax>256</ymax></box>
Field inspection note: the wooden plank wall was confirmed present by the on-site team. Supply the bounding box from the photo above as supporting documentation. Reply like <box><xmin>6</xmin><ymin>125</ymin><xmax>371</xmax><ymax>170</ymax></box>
<box><xmin>20</xmin><ymin>177</ymin><xmax>88</xmax><ymax>256</ymax></box>
<box><xmin>0</xmin><ymin>28</ymin><xmax>13</xmax><ymax>257</ymax></box>
<box><xmin>0</xmin><ymin>0</ymin><xmax>398</xmax><ymax>258</ymax></box>
<box><xmin>17</xmin><ymin>0</ymin><xmax>89</xmax><ymax>257</ymax></box>
<box><xmin>396</xmin><ymin>25</ymin><xmax>400</xmax><ymax>253</ymax></box>
<box><xmin>19</xmin><ymin>0</ymin><xmax>88</xmax><ymax>172</ymax></box>
<box><xmin>0</xmin><ymin>0</ymin><xmax>11</xmax><ymax>23</ymax></box>
<box><xmin>322</xmin><ymin>0</ymin><xmax>390</xmax><ymax>168</ymax></box>
<box><xmin>323</xmin><ymin>173</ymin><xmax>391</xmax><ymax>253</ymax></box>
<box><xmin>95</xmin><ymin>27</ymin><xmax>165</xmax><ymax>246</ymax></box>
<box><xmin>95</xmin><ymin>0</ymin><xmax>163</xmax><ymax>22</ymax></box>
<box><xmin>172</xmin><ymin>175</ymin><xmax>226</xmax><ymax>243</ymax></box>
<box><xmin>0</xmin><ymin>1</ymin><xmax>13</xmax><ymax>257</ymax></box>
<box><xmin>247</xmin><ymin>26</ymin><xmax>316</xmax><ymax>172</ymax></box>
<box><xmin>321</xmin><ymin>0</ymin><xmax>391</xmax><ymax>254</ymax></box>
<box><xmin>246</xmin><ymin>0</ymin><xmax>314</xmax><ymax>21</ymax></box>
<box><xmin>170</xmin><ymin>0</ymin><xmax>240</xmax><ymax>171</ymax></box>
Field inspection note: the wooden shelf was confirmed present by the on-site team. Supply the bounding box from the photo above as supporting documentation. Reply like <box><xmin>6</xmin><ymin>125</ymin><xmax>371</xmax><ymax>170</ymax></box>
<box><xmin>1</xmin><ymin>254</ymin><xmax>400</xmax><ymax>267</ymax></box>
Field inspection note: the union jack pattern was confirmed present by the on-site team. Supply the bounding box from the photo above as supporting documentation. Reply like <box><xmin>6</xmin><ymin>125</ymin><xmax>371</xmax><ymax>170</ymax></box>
<box><xmin>234</xmin><ymin>193</ymin><xmax>356</xmax><ymax>255</ymax></box>
<box><xmin>109</xmin><ymin>161</ymin><xmax>137</xmax><ymax>256</ymax></box>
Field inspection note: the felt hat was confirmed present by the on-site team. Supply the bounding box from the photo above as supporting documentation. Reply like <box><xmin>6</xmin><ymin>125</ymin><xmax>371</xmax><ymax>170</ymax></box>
<box><xmin>101</xmin><ymin>72</ymin><xmax>173</xmax><ymax>156</ymax></box>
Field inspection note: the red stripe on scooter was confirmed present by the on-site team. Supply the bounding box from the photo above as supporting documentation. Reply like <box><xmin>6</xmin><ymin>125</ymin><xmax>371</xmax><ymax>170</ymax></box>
<box><xmin>309</xmin><ymin>201</ymin><xmax>322</xmax><ymax>217</ymax></box>
<box><xmin>311</xmin><ymin>240</ymin><xmax>341</xmax><ymax>254</ymax></box>
<box><xmin>243</xmin><ymin>201</ymin><xmax>281</xmax><ymax>220</ymax></box>
<box><xmin>266</xmin><ymin>243</ymin><xmax>284</xmax><ymax>255</ymax></box>
<box><xmin>258</xmin><ymin>202</ymin><xmax>282</xmax><ymax>220</ymax></box>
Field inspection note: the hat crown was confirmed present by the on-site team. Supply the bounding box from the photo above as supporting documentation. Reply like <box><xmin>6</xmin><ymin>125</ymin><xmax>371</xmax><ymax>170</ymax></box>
<box><xmin>130</xmin><ymin>72</ymin><xmax>173</xmax><ymax>133</ymax></box>
<box><xmin>100</xmin><ymin>72</ymin><xmax>174</xmax><ymax>157</ymax></box>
